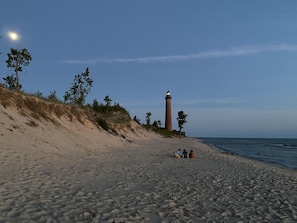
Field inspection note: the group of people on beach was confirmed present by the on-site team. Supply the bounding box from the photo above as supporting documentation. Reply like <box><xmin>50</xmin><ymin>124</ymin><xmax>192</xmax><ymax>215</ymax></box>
<box><xmin>174</xmin><ymin>148</ymin><xmax>195</xmax><ymax>159</ymax></box>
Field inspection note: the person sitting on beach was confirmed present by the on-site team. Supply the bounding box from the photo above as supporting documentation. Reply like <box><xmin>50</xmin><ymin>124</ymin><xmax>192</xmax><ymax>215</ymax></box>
<box><xmin>189</xmin><ymin>150</ymin><xmax>195</xmax><ymax>158</ymax></box>
<box><xmin>183</xmin><ymin>149</ymin><xmax>188</xmax><ymax>158</ymax></box>
<box><xmin>174</xmin><ymin>149</ymin><xmax>182</xmax><ymax>158</ymax></box>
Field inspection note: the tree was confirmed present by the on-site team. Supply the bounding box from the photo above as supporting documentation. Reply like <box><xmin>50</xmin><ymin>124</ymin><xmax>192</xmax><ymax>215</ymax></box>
<box><xmin>103</xmin><ymin>96</ymin><xmax>112</xmax><ymax>112</ymax></box>
<box><xmin>6</xmin><ymin>48</ymin><xmax>32</xmax><ymax>91</ymax></box>
<box><xmin>133</xmin><ymin>115</ymin><xmax>140</xmax><ymax>124</ymax></box>
<box><xmin>177</xmin><ymin>110</ymin><xmax>187</xmax><ymax>136</ymax></box>
<box><xmin>157</xmin><ymin>120</ymin><xmax>162</xmax><ymax>128</ymax></box>
<box><xmin>152</xmin><ymin>120</ymin><xmax>162</xmax><ymax>128</ymax></box>
<box><xmin>64</xmin><ymin>67</ymin><xmax>93</xmax><ymax>106</ymax></box>
<box><xmin>146</xmin><ymin>112</ymin><xmax>152</xmax><ymax>126</ymax></box>
<box><xmin>2</xmin><ymin>74</ymin><xmax>20</xmax><ymax>90</ymax></box>
<box><xmin>92</xmin><ymin>99</ymin><xmax>101</xmax><ymax>112</ymax></box>
<box><xmin>104</xmin><ymin>95</ymin><xmax>112</xmax><ymax>106</ymax></box>
<box><xmin>47</xmin><ymin>90</ymin><xmax>60</xmax><ymax>102</ymax></box>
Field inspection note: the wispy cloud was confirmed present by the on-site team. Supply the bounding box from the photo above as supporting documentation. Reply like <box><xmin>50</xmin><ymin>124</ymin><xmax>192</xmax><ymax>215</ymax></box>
<box><xmin>64</xmin><ymin>43</ymin><xmax>297</xmax><ymax>65</ymax></box>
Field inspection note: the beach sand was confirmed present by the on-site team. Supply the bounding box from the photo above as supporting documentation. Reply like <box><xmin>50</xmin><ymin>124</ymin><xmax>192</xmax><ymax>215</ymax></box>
<box><xmin>1</xmin><ymin>105</ymin><xmax>297</xmax><ymax>223</ymax></box>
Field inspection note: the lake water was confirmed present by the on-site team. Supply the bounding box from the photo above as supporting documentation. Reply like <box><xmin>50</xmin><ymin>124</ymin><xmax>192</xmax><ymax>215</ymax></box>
<box><xmin>198</xmin><ymin>138</ymin><xmax>297</xmax><ymax>170</ymax></box>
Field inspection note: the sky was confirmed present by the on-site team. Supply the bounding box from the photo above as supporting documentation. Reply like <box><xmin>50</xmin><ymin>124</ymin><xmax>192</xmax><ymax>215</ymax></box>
<box><xmin>1</xmin><ymin>0</ymin><xmax>297</xmax><ymax>138</ymax></box>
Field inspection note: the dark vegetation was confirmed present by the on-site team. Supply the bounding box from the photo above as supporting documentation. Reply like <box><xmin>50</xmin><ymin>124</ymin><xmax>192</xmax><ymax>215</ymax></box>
<box><xmin>143</xmin><ymin>125</ymin><xmax>185</xmax><ymax>137</ymax></box>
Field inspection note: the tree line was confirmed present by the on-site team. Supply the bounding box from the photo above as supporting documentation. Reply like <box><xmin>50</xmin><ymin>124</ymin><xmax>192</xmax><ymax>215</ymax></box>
<box><xmin>133</xmin><ymin>110</ymin><xmax>188</xmax><ymax>136</ymax></box>
<box><xmin>1</xmin><ymin>47</ymin><xmax>187</xmax><ymax>135</ymax></box>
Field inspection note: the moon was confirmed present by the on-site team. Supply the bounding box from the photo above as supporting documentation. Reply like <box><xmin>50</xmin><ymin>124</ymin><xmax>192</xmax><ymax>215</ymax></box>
<box><xmin>8</xmin><ymin>32</ymin><xmax>19</xmax><ymax>41</ymax></box>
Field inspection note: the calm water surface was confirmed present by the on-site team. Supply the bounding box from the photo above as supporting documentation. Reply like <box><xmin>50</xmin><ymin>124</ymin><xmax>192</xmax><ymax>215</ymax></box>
<box><xmin>199</xmin><ymin>138</ymin><xmax>297</xmax><ymax>170</ymax></box>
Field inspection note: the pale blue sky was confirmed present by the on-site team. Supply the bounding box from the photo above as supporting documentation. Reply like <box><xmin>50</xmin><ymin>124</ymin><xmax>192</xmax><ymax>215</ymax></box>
<box><xmin>1</xmin><ymin>1</ymin><xmax>297</xmax><ymax>138</ymax></box>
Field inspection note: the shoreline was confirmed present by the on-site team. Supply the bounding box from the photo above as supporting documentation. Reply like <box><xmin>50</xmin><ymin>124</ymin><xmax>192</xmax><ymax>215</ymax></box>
<box><xmin>1</xmin><ymin>134</ymin><xmax>297</xmax><ymax>222</ymax></box>
<box><xmin>197</xmin><ymin>137</ymin><xmax>297</xmax><ymax>172</ymax></box>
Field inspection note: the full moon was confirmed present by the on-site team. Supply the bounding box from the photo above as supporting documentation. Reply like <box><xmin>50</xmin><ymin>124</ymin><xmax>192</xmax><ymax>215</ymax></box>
<box><xmin>8</xmin><ymin>32</ymin><xmax>19</xmax><ymax>41</ymax></box>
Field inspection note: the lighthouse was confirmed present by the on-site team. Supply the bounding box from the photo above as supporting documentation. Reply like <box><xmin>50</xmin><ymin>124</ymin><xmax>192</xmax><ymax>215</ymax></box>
<box><xmin>165</xmin><ymin>91</ymin><xmax>172</xmax><ymax>131</ymax></box>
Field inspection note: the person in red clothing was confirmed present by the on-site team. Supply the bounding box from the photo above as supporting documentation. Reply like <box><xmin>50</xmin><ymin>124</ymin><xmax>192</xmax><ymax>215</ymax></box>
<box><xmin>189</xmin><ymin>150</ymin><xmax>195</xmax><ymax>158</ymax></box>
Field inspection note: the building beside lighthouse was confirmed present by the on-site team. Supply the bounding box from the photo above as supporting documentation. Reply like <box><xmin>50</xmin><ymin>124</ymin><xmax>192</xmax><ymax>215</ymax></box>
<box><xmin>165</xmin><ymin>91</ymin><xmax>172</xmax><ymax>131</ymax></box>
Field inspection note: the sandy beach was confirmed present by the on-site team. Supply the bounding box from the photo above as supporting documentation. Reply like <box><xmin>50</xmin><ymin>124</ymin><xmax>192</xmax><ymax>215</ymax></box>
<box><xmin>1</xmin><ymin>105</ymin><xmax>297</xmax><ymax>223</ymax></box>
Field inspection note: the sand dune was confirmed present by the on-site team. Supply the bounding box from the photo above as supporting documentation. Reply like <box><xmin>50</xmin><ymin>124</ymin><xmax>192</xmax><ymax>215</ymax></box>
<box><xmin>1</xmin><ymin>102</ymin><xmax>297</xmax><ymax>222</ymax></box>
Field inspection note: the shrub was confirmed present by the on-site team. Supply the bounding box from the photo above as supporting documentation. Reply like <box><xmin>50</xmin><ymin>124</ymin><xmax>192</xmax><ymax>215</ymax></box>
<box><xmin>97</xmin><ymin>117</ymin><xmax>109</xmax><ymax>131</ymax></box>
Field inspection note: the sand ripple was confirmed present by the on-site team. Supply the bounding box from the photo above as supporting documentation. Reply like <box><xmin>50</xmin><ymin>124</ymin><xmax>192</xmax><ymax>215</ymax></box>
<box><xmin>1</xmin><ymin>137</ymin><xmax>297</xmax><ymax>222</ymax></box>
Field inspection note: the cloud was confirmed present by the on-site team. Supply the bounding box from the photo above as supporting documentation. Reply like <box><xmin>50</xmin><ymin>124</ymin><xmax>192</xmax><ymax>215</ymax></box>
<box><xmin>63</xmin><ymin>43</ymin><xmax>297</xmax><ymax>65</ymax></box>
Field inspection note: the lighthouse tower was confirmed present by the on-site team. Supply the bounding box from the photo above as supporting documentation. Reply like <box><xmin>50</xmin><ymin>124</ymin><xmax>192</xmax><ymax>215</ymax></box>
<box><xmin>165</xmin><ymin>91</ymin><xmax>172</xmax><ymax>131</ymax></box>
